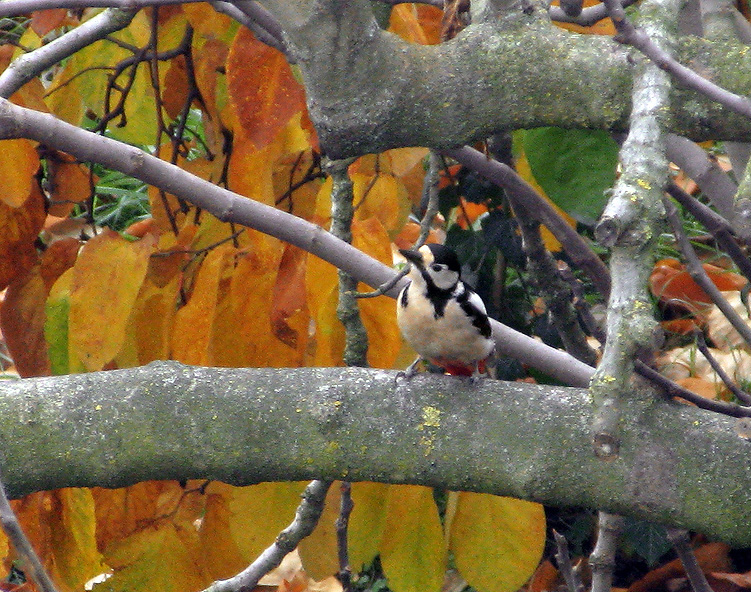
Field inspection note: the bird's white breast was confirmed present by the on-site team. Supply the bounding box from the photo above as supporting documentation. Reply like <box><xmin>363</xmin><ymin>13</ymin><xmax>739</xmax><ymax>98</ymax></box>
<box><xmin>397</xmin><ymin>283</ymin><xmax>494</xmax><ymax>365</ymax></box>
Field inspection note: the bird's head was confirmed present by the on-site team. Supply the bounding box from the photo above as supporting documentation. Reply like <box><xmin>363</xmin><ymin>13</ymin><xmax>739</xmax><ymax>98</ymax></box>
<box><xmin>399</xmin><ymin>243</ymin><xmax>461</xmax><ymax>291</ymax></box>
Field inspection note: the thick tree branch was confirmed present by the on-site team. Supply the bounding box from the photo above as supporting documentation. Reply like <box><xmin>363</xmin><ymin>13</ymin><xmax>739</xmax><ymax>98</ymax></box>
<box><xmin>252</xmin><ymin>0</ymin><xmax>751</xmax><ymax>158</ymax></box>
<box><xmin>1</xmin><ymin>362</ymin><xmax>750</xmax><ymax>547</ymax></box>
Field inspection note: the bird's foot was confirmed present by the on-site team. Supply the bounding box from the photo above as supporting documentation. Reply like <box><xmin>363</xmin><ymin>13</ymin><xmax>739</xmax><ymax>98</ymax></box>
<box><xmin>396</xmin><ymin>357</ymin><xmax>423</xmax><ymax>382</ymax></box>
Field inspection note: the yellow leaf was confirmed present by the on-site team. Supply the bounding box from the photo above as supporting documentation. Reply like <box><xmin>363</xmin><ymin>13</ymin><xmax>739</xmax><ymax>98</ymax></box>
<box><xmin>355</xmin><ymin>175</ymin><xmax>411</xmax><ymax>237</ymax></box>
<box><xmin>131</xmin><ymin>272</ymin><xmax>181</xmax><ymax>365</ymax></box>
<box><xmin>305</xmin><ymin>251</ymin><xmax>343</xmax><ymax>367</ymax></box>
<box><xmin>348</xmin><ymin>482</ymin><xmax>390</xmax><ymax>571</ymax></box>
<box><xmin>69</xmin><ymin>231</ymin><xmax>155</xmax><ymax>371</ymax></box>
<box><xmin>224</xmin><ymin>482</ymin><xmax>308</xmax><ymax>562</ymax></box>
<box><xmin>171</xmin><ymin>243</ymin><xmax>235</xmax><ymax>365</ymax></box>
<box><xmin>100</xmin><ymin>523</ymin><xmax>210</xmax><ymax>592</ymax></box>
<box><xmin>298</xmin><ymin>481</ymin><xmax>390</xmax><ymax>580</ymax></box>
<box><xmin>215</xmin><ymin>234</ymin><xmax>305</xmax><ymax>367</ymax></box>
<box><xmin>352</xmin><ymin>218</ymin><xmax>401</xmax><ymax>369</ymax></box>
<box><xmin>93</xmin><ymin>482</ymin><xmax>183</xmax><ymax>553</ymax></box>
<box><xmin>380</xmin><ymin>485</ymin><xmax>446</xmax><ymax>592</ymax></box>
<box><xmin>0</xmin><ymin>138</ymin><xmax>39</xmax><ymax>207</ymax></box>
<box><xmin>449</xmin><ymin>493</ymin><xmax>545</xmax><ymax>592</ymax></box>
<box><xmin>48</xmin><ymin>489</ymin><xmax>105</xmax><ymax>592</ymax></box>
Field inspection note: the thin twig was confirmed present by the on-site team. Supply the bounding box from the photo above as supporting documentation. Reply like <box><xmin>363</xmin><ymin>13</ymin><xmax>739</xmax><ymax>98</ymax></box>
<box><xmin>590</xmin><ymin>512</ymin><xmax>624</xmax><ymax>592</ymax></box>
<box><xmin>665</xmin><ymin>183</ymin><xmax>751</xmax><ymax>282</ymax></box>
<box><xmin>665</xmin><ymin>528</ymin><xmax>716</xmax><ymax>592</ymax></box>
<box><xmin>602</xmin><ymin>0</ymin><xmax>751</xmax><ymax>119</ymax></box>
<box><xmin>203</xmin><ymin>480</ymin><xmax>333</xmax><ymax>592</ymax></box>
<box><xmin>664</xmin><ymin>197</ymin><xmax>751</xmax><ymax>350</ymax></box>
<box><xmin>635</xmin><ymin>360</ymin><xmax>751</xmax><ymax>417</ymax></box>
<box><xmin>553</xmin><ymin>530</ymin><xmax>585</xmax><ymax>592</ymax></box>
<box><xmin>694</xmin><ymin>331</ymin><xmax>751</xmax><ymax>404</ymax></box>
<box><xmin>336</xmin><ymin>482</ymin><xmax>354</xmax><ymax>592</ymax></box>
<box><xmin>0</xmin><ymin>470</ymin><xmax>60</xmax><ymax>592</ymax></box>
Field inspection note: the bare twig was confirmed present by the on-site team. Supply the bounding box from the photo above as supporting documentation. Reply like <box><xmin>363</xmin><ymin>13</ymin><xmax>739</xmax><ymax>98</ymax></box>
<box><xmin>665</xmin><ymin>528</ymin><xmax>716</xmax><ymax>592</ymax></box>
<box><xmin>665</xmin><ymin>135</ymin><xmax>736</xmax><ymax>221</ymax></box>
<box><xmin>590</xmin><ymin>512</ymin><xmax>624</xmax><ymax>592</ymax></box>
<box><xmin>554</xmin><ymin>530</ymin><xmax>585</xmax><ymax>592</ymax></box>
<box><xmin>634</xmin><ymin>360</ymin><xmax>751</xmax><ymax>417</ymax></box>
<box><xmin>0</xmin><ymin>470</ymin><xmax>60</xmax><ymax>592</ymax></box>
<box><xmin>444</xmin><ymin>146</ymin><xmax>611</xmax><ymax>300</ymax></box>
<box><xmin>548</xmin><ymin>0</ymin><xmax>638</xmax><ymax>26</ymax></box>
<box><xmin>506</xmin><ymin>185</ymin><xmax>599</xmax><ymax>366</ymax></box>
<box><xmin>664</xmin><ymin>197</ymin><xmax>751</xmax><ymax>349</ymax></box>
<box><xmin>336</xmin><ymin>482</ymin><xmax>354</xmax><ymax>592</ymax></box>
<box><xmin>204</xmin><ymin>480</ymin><xmax>333</xmax><ymax>592</ymax></box>
<box><xmin>665</xmin><ymin>183</ymin><xmax>751</xmax><ymax>282</ymax></box>
<box><xmin>694</xmin><ymin>331</ymin><xmax>751</xmax><ymax>405</ymax></box>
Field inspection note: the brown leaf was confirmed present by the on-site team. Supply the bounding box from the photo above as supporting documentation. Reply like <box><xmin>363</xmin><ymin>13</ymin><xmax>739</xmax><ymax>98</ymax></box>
<box><xmin>629</xmin><ymin>542</ymin><xmax>731</xmax><ymax>592</ymax></box>
<box><xmin>30</xmin><ymin>9</ymin><xmax>68</xmax><ymax>36</ymax></box>
<box><xmin>1</xmin><ymin>267</ymin><xmax>51</xmax><ymax>377</ymax></box>
<box><xmin>0</xmin><ymin>184</ymin><xmax>46</xmax><ymax>290</ymax></box>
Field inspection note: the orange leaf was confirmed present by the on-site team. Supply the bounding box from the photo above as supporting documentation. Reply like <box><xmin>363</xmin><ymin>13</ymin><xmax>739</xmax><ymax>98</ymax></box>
<box><xmin>46</xmin><ymin>152</ymin><xmax>92</xmax><ymax>217</ymax></box>
<box><xmin>171</xmin><ymin>243</ymin><xmax>235</xmax><ymax>365</ymax></box>
<box><xmin>162</xmin><ymin>54</ymin><xmax>190</xmax><ymax>120</ymax></box>
<box><xmin>650</xmin><ymin>258</ymin><xmax>747</xmax><ymax>312</ymax></box>
<box><xmin>69</xmin><ymin>230</ymin><xmax>155</xmax><ymax>371</ymax></box>
<box><xmin>388</xmin><ymin>5</ymin><xmax>442</xmax><ymax>44</ymax></box>
<box><xmin>227</xmin><ymin>27</ymin><xmax>307</xmax><ymax>150</ymax></box>
<box><xmin>271</xmin><ymin>244</ymin><xmax>309</xmax><ymax>349</ymax></box>
<box><xmin>0</xmin><ymin>139</ymin><xmax>39</xmax><ymax>207</ymax></box>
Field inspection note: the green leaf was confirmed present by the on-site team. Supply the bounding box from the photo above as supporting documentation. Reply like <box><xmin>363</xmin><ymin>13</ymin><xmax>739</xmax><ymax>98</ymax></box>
<box><xmin>45</xmin><ymin>268</ymin><xmax>73</xmax><ymax>375</ymax></box>
<box><xmin>520</xmin><ymin>127</ymin><xmax>619</xmax><ymax>225</ymax></box>
<box><xmin>380</xmin><ymin>485</ymin><xmax>446</xmax><ymax>592</ymax></box>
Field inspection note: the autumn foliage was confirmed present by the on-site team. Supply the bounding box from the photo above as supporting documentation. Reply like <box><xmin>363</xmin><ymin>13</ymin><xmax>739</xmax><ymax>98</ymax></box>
<box><xmin>0</xmin><ymin>5</ymin><xmax>551</xmax><ymax>592</ymax></box>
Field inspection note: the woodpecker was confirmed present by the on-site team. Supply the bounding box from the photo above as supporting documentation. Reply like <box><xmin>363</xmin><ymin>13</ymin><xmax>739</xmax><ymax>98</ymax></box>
<box><xmin>397</xmin><ymin>243</ymin><xmax>494</xmax><ymax>378</ymax></box>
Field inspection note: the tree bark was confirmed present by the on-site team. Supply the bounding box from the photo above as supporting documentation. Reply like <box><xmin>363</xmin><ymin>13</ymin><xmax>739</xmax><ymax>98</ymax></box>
<box><xmin>1</xmin><ymin>362</ymin><xmax>750</xmax><ymax>547</ymax></box>
<box><xmin>256</xmin><ymin>0</ymin><xmax>751</xmax><ymax>158</ymax></box>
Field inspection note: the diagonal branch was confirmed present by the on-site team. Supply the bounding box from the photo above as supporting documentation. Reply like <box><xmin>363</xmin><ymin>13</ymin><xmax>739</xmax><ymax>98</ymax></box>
<box><xmin>603</xmin><ymin>0</ymin><xmax>751</xmax><ymax>119</ymax></box>
<box><xmin>0</xmin><ymin>8</ymin><xmax>136</xmax><ymax>99</ymax></box>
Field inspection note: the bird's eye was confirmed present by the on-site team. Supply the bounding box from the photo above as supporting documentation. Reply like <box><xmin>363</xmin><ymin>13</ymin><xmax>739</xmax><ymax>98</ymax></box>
<box><xmin>431</xmin><ymin>264</ymin><xmax>444</xmax><ymax>272</ymax></box>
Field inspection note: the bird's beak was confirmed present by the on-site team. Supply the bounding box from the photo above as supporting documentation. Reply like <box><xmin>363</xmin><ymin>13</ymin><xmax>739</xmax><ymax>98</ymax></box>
<box><xmin>399</xmin><ymin>248</ymin><xmax>423</xmax><ymax>266</ymax></box>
